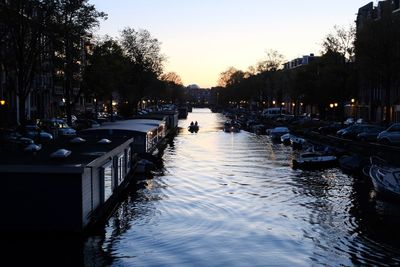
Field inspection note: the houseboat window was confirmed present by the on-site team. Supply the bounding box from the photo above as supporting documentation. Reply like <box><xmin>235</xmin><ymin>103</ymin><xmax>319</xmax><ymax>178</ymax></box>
<box><xmin>103</xmin><ymin>162</ymin><xmax>113</xmax><ymax>202</ymax></box>
<box><xmin>126</xmin><ymin>147</ymin><xmax>131</xmax><ymax>173</ymax></box>
<box><xmin>117</xmin><ymin>154</ymin><xmax>125</xmax><ymax>185</ymax></box>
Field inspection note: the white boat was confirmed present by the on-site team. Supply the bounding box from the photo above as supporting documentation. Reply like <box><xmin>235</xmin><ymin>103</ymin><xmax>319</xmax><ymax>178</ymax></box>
<box><xmin>280</xmin><ymin>133</ymin><xmax>292</xmax><ymax>145</ymax></box>
<box><xmin>292</xmin><ymin>152</ymin><xmax>337</xmax><ymax>170</ymax></box>
<box><xmin>270</xmin><ymin>127</ymin><xmax>289</xmax><ymax>142</ymax></box>
<box><xmin>368</xmin><ymin>157</ymin><xmax>400</xmax><ymax>198</ymax></box>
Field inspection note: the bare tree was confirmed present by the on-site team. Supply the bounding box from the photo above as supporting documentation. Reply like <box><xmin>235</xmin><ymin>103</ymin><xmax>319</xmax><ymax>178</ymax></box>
<box><xmin>119</xmin><ymin>28</ymin><xmax>165</xmax><ymax>110</ymax></box>
<box><xmin>256</xmin><ymin>49</ymin><xmax>285</xmax><ymax>73</ymax></box>
<box><xmin>0</xmin><ymin>0</ymin><xmax>58</xmax><ymax>124</ymax></box>
<box><xmin>218</xmin><ymin>67</ymin><xmax>240</xmax><ymax>87</ymax></box>
<box><xmin>55</xmin><ymin>0</ymin><xmax>106</xmax><ymax>125</ymax></box>
<box><xmin>322</xmin><ymin>24</ymin><xmax>355</xmax><ymax>62</ymax></box>
<box><xmin>161</xmin><ymin>72</ymin><xmax>183</xmax><ymax>85</ymax></box>
<box><xmin>120</xmin><ymin>28</ymin><xmax>165</xmax><ymax>77</ymax></box>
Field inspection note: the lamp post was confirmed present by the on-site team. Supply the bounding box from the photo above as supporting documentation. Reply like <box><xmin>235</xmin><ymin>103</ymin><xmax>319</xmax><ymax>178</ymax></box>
<box><xmin>351</xmin><ymin>98</ymin><xmax>356</xmax><ymax>118</ymax></box>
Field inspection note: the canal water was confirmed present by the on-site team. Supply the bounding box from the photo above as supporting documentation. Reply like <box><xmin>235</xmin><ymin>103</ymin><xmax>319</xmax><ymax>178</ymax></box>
<box><xmin>3</xmin><ymin>108</ymin><xmax>400</xmax><ymax>266</ymax></box>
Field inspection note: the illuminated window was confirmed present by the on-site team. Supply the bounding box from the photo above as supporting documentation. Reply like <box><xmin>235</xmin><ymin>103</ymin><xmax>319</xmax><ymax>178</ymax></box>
<box><xmin>117</xmin><ymin>154</ymin><xmax>125</xmax><ymax>185</ymax></box>
<box><xmin>126</xmin><ymin>147</ymin><xmax>131</xmax><ymax>174</ymax></box>
<box><xmin>102</xmin><ymin>162</ymin><xmax>113</xmax><ymax>202</ymax></box>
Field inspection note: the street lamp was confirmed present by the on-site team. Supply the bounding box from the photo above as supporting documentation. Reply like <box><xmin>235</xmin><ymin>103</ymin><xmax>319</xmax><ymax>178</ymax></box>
<box><xmin>0</xmin><ymin>100</ymin><xmax>5</xmax><ymax>106</ymax></box>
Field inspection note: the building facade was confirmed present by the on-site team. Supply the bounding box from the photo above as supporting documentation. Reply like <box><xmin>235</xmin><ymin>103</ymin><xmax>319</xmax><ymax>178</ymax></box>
<box><xmin>356</xmin><ymin>0</ymin><xmax>400</xmax><ymax>123</ymax></box>
<box><xmin>283</xmin><ymin>54</ymin><xmax>319</xmax><ymax>70</ymax></box>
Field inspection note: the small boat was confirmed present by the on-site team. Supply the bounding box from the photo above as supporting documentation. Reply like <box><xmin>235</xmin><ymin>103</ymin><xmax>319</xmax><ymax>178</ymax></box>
<box><xmin>367</xmin><ymin>157</ymin><xmax>400</xmax><ymax>198</ymax></box>
<box><xmin>290</xmin><ymin>136</ymin><xmax>307</xmax><ymax>150</ymax></box>
<box><xmin>292</xmin><ymin>152</ymin><xmax>337</xmax><ymax>170</ymax></box>
<box><xmin>270</xmin><ymin>127</ymin><xmax>289</xmax><ymax>142</ymax></box>
<box><xmin>280</xmin><ymin>133</ymin><xmax>292</xmax><ymax>145</ymax></box>
<box><xmin>252</xmin><ymin>124</ymin><xmax>267</xmax><ymax>135</ymax></box>
<box><xmin>136</xmin><ymin>159</ymin><xmax>156</xmax><ymax>173</ymax></box>
<box><xmin>338</xmin><ymin>154</ymin><xmax>369</xmax><ymax>176</ymax></box>
<box><xmin>188</xmin><ymin>124</ymin><xmax>199</xmax><ymax>133</ymax></box>
<box><xmin>224</xmin><ymin>121</ymin><xmax>240</xmax><ymax>133</ymax></box>
<box><xmin>280</xmin><ymin>133</ymin><xmax>306</xmax><ymax>149</ymax></box>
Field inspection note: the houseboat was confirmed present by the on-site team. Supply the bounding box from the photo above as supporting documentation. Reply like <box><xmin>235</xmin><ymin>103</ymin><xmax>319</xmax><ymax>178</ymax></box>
<box><xmin>81</xmin><ymin>119</ymin><xmax>167</xmax><ymax>155</ymax></box>
<box><xmin>0</xmin><ymin>135</ymin><xmax>136</xmax><ymax>233</ymax></box>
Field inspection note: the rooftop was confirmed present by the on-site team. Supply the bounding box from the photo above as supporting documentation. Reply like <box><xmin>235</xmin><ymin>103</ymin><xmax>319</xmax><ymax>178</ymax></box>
<box><xmin>0</xmin><ymin>135</ymin><xmax>132</xmax><ymax>169</ymax></box>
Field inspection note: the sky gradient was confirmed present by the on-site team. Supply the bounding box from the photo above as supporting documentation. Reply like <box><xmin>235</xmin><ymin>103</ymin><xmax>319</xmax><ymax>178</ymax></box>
<box><xmin>89</xmin><ymin>0</ymin><xmax>375</xmax><ymax>88</ymax></box>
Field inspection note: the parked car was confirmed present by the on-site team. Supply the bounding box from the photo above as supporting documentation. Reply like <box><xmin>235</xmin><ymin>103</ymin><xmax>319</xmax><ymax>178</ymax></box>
<box><xmin>38</xmin><ymin>118</ymin><xmax>76</xmax><ymax>137</ymax></box>
<box><xmin>377</xmin><ymin>123</ymin><xmax>400</xmax><ymax>145</ymax></box>
<box><xmin>318</xmin><ymin>123</ymin><xmax>343</xmax><ymax>135</ymax></box>
<box><xmin>355</xmin><ymin>118</ymin><xmax>369</xmax><ymax>124</ymax></box>
<box><xmin>343</xmin><ymin>117</ymin><xmax>355</xmax><ymax>126</ymax></box>
<box><xmin>338</xmin><ymin>124</ymin><xmax>380</xmax><ymax>140</ymax></box>
<box><xmin>356</xmin><ymin>126</ymin><xmax>385</xmax><ymax>142</ymax></box>
<box><xmin>62</xmin><ymin>115</ymin><xmax>77</xmax><ymax>124</ymax></box>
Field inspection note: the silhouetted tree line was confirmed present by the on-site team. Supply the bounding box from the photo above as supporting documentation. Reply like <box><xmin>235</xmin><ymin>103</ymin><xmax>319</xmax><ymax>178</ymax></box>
<box><xmin>212</xmin><ymin>25</ymin><xmax>361</xmax><ymax>120</ymax></box>
<box><xmin>0</xmin><ymin>0</ymin><xmax>185</xmax><ymax>125</ymax></box>
<box><xmin>0</xmin><ymin>0</ymin><xmax>106</xmax><ymax>125</ymax></box>
<box><xmin>82</xmin><ymin>31</ymin><xmax>186</xmax><ymax>118</ymax></box>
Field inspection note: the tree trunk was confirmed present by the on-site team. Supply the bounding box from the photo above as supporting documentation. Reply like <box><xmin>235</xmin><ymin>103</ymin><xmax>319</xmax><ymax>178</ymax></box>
<box><xmin>18</xmin><ymin>94</ymin><xmax>26</xmax><ymax>126</ymax></box>
<box><xmin>385</xmin><ymin>75</ymin><xmax>392</xmax><ymax>124</ymax></box>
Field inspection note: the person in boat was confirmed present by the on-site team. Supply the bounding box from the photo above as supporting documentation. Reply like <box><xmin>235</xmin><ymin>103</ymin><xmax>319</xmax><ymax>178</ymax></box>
<box><xmin>194</xmin><ymin>121</ymin><xmax>198</xmax><ymax>126</ymax></box>
<box><xmin>190</xmin><ymin>121</ymin><xmax>194</xmax><ymax>126</ymax></box>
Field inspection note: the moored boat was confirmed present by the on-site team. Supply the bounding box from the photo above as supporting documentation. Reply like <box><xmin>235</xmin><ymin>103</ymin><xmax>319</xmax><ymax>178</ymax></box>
<box><xmin>290</xmin><ymin>136</ymin><xmax>307</xmax><ymax>150</ymax></box>
<box><xmin>338</xmin><ymin>154</ymin><xmax>369</xmax><ymax>176</ymax></box>
<box><xmin>270</xmin><ymin>127</ymin><xmax>289</xmax><ymax>142</ymax></box>
<box><xmin>292</xmin><ymin>152</ymin><xmax>337</xmax><ymax>170</ymax></box>
<box><xmin>367</xmin><ymin>157</ymin><xmax>400</xmax><ymax>198</ymax></box>
<box><xmin>280</xmin><ymin>133</ymin><xmax>292</xmax><ymax>145</ymax></box>
<box><xmin>224</xmin><ymin>121</ymin><xmax>240</xmax><ymax>133</ymax></box>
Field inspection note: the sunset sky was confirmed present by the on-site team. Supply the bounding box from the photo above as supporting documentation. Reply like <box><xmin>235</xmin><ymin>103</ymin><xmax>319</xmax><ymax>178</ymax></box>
<box><xmin>89</xmin><ymin>0</ymin><xmax>374</xmax><ymax>88</ymax></box>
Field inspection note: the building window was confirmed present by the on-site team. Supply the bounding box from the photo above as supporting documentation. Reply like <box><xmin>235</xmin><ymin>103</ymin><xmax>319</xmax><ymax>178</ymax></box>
<box><xmin>102</xmin><ymin>162</ymin><xmax>113</xmax><ymax>202</ymax></box>
<box><xmin>126</xmin><ymin>147</ymin><xmax>131</xmax><ymax>174</ymax></box>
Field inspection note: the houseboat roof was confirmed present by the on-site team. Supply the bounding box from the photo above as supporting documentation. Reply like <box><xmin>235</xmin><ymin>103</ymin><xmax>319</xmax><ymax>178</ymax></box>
<box><xmin>0</xmin><ymin>136</ymin><xmax>133</xmax><ymax>170</ymax></box>
<box><xmin>83</xmin><ymin>119</ymin><xmax>163</xmax><ymax>134</ymax></box>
